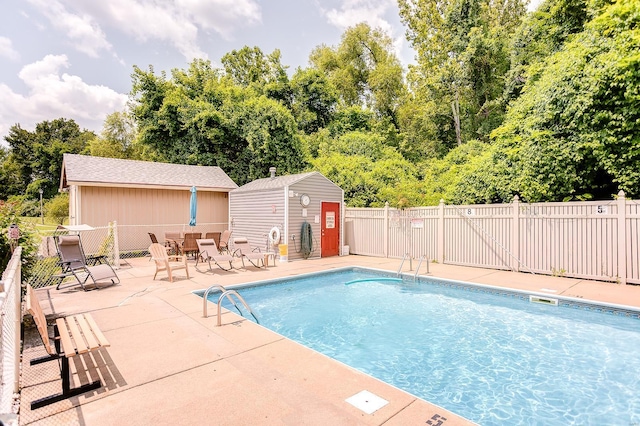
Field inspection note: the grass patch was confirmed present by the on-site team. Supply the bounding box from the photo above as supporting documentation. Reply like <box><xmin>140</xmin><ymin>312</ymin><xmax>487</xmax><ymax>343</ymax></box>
<box><xmin>20</xmin><ymin>217</ymin><xmax>67</xmax><ymax>234</ymax></box>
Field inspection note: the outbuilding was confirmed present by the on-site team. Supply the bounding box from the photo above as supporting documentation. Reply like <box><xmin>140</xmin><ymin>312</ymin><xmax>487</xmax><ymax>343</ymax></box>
<box><xmin>60</xmin><ymin>154</ymin><xmax>238</xmax><ymax>251</ymax></box>
<box><xmin>229</xmin><ymin>168</ymin><xmax>344</xmax><ymax>261</ymax></box>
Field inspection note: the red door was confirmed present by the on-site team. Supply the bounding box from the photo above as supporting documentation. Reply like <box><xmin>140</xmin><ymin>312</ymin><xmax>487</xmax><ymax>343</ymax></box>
<box><xmin>321</xmin><ymin>202</ymin><xmax>340</xmax><ymax>257</ymax></box>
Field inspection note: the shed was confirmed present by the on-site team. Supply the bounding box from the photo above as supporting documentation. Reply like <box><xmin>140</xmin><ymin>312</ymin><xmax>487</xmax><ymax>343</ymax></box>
<box><xmin>229</xmin><ymin>169</ymin><xmax>344</xmax><ymax>261</ymax></box>
<box><xmin>60</xmin><ymin>154</ymin><xmax>238</xmax><ymax>250</ymax></box>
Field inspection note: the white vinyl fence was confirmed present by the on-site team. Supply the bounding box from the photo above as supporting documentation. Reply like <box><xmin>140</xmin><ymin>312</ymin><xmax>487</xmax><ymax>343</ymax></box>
<box><xmin>345</xmin><ymin>191</ymin><xmax>640</xmax><ymax>285</ymax></box>
<box><xmin>0</xmin><ymin>247</ymin><xmax>21</xmax><ymax>414</ymax></box>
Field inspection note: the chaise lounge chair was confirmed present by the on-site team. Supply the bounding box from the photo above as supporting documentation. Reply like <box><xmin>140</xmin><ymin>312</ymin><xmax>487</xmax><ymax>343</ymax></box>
<box><xmin>232</xmin><ymin>238</ymin><xmax>266</xmax><ymax>269</ymax></box>
<box><xmin>196</xmin><ymin>239</ymin><xmax>235</xmax><ymax>271</ymax></box>
<box><xmin>218</xmin><ymin>230</ymin><xmax>232</xmax><ymax>254</ymax></box>
<box><xmin>55</xmin><ymin>235</ymin><xmax>120</xmax><ymax>291</ymax></box>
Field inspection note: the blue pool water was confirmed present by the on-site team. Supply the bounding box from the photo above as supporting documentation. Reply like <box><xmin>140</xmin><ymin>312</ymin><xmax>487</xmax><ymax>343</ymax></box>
<box><xmin>203</xmin><ymin>268</ymin><xmax>640</xmax><ymax>425</ymax></box>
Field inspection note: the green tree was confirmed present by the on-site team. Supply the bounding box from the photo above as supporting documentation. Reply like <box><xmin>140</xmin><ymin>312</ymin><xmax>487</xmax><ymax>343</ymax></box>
<box><xmin>0</xmin><ymin>198</ymin><xmax>38</xmax><ymax>274</ymax></box>
<box><xmin>312</xmin><ymin>131</ymin><xmax>419</xmax><ymax>207</ymax></box>
<box><xmin>290</xmin><ymin>68</ymin><xmax>338</xmax><ymax>134</ymax></box>
<box><xmin>399</xmin><ymin>0</ymin><xmax>526</xmax><ymax>147</ymax></box>
<box><xmin>483</xmin><ymin>0</ymin><xmax>640</xmax><ymax>201</ymax></box>
<box><xmin>86</xmin><ymin>111</ymin><xmax>142</xmax><ymax>159</ymax></box>
<box><xmin>309</xmin><ymin>23</ymin><xmax>405</xmax><ymax>127</ymax></box>
<box><xmin>131</xmin><ymin>59</ymin><xmax>307</xmax><ymax>186</ymax></box>
<box><xmin>396</xmin><ymin>96</ymin><xmax>445</xmax><ymax>162</ymax></box>
<box><xmin>505</xmin><ymin>0</ymin><xmax>590</xmax><ymax>100</ymax></box>
<box><xmin>230</xmin><ymin>96</ymin><xmax>307</xmax><ymax>182</ymax></box>
<box><xmin>221</xmin><ymin>46</ymin><xmax>292</xmax><ymax>106</ymax></box>
<box><xmin>45</xmin><ymin>193</ymin><xmax>69</xmax><ymax>225</ymax></box>
<box><xmin>0</xmin><ymin>147</ymin><xmax>25</xmax><ymax>200</ymax></box>
<box><xmin>3</xmin><ymin>119</ymin><xmax>94</xmax><ymax>200</ymax></box>
<box><xmin>327</xmin><ymin>106</ymin><xmax>375</xmax><ymax>138</ymax></box>
<box><xmin>420</xmin><ymin>140</ymin><xmax>513</xmax><ymax>204</ymax></box>
<box><xmin>3</xmin><ymin>125</ymin><xmax>35</xmax><ymax>195</ymax></box>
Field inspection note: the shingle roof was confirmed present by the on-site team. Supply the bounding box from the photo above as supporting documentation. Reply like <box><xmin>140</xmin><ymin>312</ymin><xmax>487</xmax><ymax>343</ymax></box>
<box><xmin>231</xmin><ymin>171</ymin><xmax>319</xmax><ymax>193</ymax></box>
<box><xmin>61</xmin><ymin>154</ymin><xmax>238</xmax><ymax>191</ymax></box>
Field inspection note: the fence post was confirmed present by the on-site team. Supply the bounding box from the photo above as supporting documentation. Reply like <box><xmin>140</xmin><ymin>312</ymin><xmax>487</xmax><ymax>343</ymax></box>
<box><xmin>13</xmin><ymin>250</ymin><xmax>21</xmax><ymax>394</ymax></box>
<box><xmin>616</xmin><ymin>191</ymin><xmax>627</xmax><ymax>285</ymax></box>
<box><xmin>384</xmin><ymin>202</ymin><xmax>389</xmax><ymax>258</ymax></box>
<box><xmin>512</xmin><ymin>195</ymin><xmax>520</xmax><ymax>272</ymax></box>
<box><xmin>438</xmin><ymin>199</ymin><xmax>445</xmax><ymax>264</ymax></box>
<box><xmin>112</xmin><ymin>221</ymin><xmax>121</xmax><ymax>270</ymax></box>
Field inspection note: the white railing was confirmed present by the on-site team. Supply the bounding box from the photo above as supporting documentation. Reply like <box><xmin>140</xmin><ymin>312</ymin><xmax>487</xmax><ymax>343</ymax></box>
<box><xmin>345</xmin><ymin>191</ymin><xmax>640</xmax><ymax>285</ymax></box>
<box><xmin>0</xmin><ymin>247</ymin><xmax>22</xmax><ymax>414</ymax></box>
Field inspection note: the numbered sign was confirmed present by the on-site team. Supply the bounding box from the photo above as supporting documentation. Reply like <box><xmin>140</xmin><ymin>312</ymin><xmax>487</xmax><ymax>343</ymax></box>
<box><xmin>595</xmin><ymin>205</ymin><xmax>608</xmax><ymax>214</ymax></box>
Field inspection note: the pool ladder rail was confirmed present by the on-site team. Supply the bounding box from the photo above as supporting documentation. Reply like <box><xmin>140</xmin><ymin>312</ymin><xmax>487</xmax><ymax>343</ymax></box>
<box><xmin>414</xmin><ymin>255</ymin><xmax>429</xmax><ymax>280</ymax></box>
<box><xmin>397</xmin><ymin>253</ymin><xmax>412</xmax><ymax>276</ymax></box>
<box><xmin>203</xmin><ymin>284</ymin><xmax>259</xmax><ymax>326</ymax></box>
<box><xmin>397</xmin><ymin>254</ymin><xmax>430</xmax><ymax>280</ymax></box>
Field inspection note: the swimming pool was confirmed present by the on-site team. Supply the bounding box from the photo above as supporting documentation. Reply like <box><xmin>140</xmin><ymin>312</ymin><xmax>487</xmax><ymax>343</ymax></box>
<box><xmin>200</xmin><ymin>268</ymin><xmax>640</xmax><ymax>425</ymax></box>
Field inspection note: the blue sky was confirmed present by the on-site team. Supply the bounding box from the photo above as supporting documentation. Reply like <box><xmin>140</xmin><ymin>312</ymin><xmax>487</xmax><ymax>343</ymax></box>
<box><xmin>0</xmin><ymin>0</ymin><xmax>540</xmax><ymax>143</ymax></box>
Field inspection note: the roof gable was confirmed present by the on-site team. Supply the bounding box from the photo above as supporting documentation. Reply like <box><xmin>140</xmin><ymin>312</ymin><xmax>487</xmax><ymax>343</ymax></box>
<box><xmin>61</xmin><ymin>154</ymin><xmax>238</xmax><ymax>191</ymax></box>
<box><xmin>232</xmin><ymin>171</ymin><xmax>338</xmax><ymax>193</ymax></box>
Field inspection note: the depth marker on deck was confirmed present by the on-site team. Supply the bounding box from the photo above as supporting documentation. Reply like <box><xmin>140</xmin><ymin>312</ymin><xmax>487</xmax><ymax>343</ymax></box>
<box><xmin>345</xmin><ymin>390</ymin><xmax>388</xmax><ymax>414</ymax></box>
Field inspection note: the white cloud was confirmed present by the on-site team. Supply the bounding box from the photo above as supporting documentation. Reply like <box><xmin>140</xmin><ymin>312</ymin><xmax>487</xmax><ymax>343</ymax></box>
<box><xmin>0</xmin><ymin>55</ymin><xmax>128</xmax><ymax>138</ymax></box>
<box><xmin>321</xmin><ymin>0</ymin><xmax>408</xmax><ymax>64</ymax></box>
<box><xmin>27</xmin><ymin>0</ymin><xmax>113</xmax><ymax>58</ymax></box>
<box><xmin>528</xmin><ymin>0</ymin><xmax>543</xmax><ymax>11</ymax></box>
<box><xmin>176</xmin><ymin>0</ymin><xmax>261</xmax><ymax>38</ymax></box>
<box><xmin>60</xmin><ymin>0</ymin><xmax>262</xmax><ymax>61</ymax></box>
<box><xmin>323</xmin><ymin>0</ymin><xmax>394</xmax><ymax>33</ymax></box>
<box><xmin>101</xmin><ymin>0</ymin><xmax>205</xmax><ymax>60</ymax></box>
<box><xmin>0</xmin><ymin>37</ymin><xmax>20</xmax><ymax>61</ymax></box>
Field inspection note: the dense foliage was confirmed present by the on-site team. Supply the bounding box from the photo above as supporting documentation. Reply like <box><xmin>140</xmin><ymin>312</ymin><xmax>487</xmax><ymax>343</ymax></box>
<box><xmin>2</xmin><ymin>0</ymin><xmax>638</xmax><ymax>208</ymax></box>
<box><xmin>0</xmin><ymin>198</ymin><xmax>38</xmax><ymax>273</ymax></box>
<box><xmin>45</xmin><ymin>193</ymin><xmax>69</xmax><ymax>225</ymax></box>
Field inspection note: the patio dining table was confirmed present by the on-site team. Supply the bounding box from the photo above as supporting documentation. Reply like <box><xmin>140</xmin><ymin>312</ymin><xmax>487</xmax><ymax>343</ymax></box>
<box><xmin>164</xmin><ymin>232</ymin><xmax>184</xmax><ymax>255</ymax></box>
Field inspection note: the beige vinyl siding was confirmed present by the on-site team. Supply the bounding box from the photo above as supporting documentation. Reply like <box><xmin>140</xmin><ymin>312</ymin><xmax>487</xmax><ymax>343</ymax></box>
<box><xmin>76</xmin><ymin>186</ymin><xmax>229</xmax><ymax>227</ymax></box>
<box><xmin>230</xmin><ymin>189</ymin><xmax>286</xmax><ymax>253</ymax></box>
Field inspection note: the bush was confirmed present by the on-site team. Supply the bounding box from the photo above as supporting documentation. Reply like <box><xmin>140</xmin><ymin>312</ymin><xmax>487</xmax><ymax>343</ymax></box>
<box><xmin>45</xmin><ymin>194</ymin><xmax>69</xmax><ymax>225</ymax></box>
<box><xmin>0</xmin><ymin>199</ymin><xmax>38</xmax><ymax>276</ymax></box>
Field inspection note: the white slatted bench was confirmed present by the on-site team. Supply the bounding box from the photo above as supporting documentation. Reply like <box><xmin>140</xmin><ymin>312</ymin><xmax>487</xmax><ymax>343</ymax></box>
<box><xmin>26</xmin><ymin>285</ymin><xmax>110</xmax><ymax>409</ymax></box>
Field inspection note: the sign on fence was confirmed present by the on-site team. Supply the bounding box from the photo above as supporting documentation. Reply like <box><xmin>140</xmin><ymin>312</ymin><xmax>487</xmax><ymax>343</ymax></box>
<box><xmin>411</xmin><ymin>218</ymin><xmax>424</xmax><ymax>229</ymax></box>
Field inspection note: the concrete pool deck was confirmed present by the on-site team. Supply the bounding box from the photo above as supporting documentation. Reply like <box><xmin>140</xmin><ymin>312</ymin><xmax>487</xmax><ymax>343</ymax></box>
<box><xmin>19</xmin><ymin>255</ymin><xmax>640</xmax><ymax>425</ymax></box>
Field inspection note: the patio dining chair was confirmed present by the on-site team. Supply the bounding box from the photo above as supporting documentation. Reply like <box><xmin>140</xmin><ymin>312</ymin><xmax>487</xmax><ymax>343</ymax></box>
<box><xmin>182</xmin><ymin>232</ymin><xmax>201</xmax><ymax>259</ymax></box>
<box><xmin>205</xmin><ymin>232</ymin><xmax>221</xmax><ymax>248</ymax></box>
<box><xmin>148</xmin><ymin>232</ymin><xmax>172</xmax><ymax>254</ymax></box>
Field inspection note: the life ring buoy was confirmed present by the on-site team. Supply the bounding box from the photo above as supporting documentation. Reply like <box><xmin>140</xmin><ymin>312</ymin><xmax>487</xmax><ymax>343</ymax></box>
<box><xmin>268</xmin><ymin>227</ymin><xmax>281</xmax><ymax>244</ymax></box>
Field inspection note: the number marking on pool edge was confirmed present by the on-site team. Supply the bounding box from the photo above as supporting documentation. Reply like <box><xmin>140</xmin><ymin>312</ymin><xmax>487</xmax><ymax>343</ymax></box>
<box><xmin>426</xmin><ymin>413</ymin><xmax>447</xmax><ymax>425</ymax></box>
